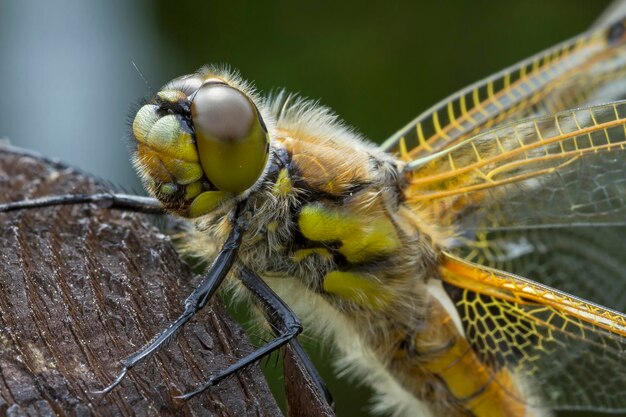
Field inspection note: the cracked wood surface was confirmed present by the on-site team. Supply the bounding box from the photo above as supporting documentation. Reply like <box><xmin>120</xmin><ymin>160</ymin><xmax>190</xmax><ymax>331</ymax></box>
<box><xmin>0</xmin><ymin>146</ymin><xmax>284</xmax><ymax>417</ymax></box>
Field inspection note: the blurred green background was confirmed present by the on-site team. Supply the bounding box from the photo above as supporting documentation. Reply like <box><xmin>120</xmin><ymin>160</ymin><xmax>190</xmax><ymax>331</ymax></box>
<box><xmin>1</xmin><ymin>1</ymin><xmax>622</xmax><ymax>416</ymax></box>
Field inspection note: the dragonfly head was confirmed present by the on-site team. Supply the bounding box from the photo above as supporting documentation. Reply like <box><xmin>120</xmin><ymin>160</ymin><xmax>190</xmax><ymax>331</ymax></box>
<box><xmin>131</xmin><ymin>69</ymin><xmax>270</xmax><ymax>218</ymax></box>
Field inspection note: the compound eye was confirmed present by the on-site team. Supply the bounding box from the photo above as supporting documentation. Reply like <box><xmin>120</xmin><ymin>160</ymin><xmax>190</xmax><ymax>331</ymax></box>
<box><xmin>191</xmin><ymin>82</ymin><xmax>269</xmax><ymax>193</ymax></box>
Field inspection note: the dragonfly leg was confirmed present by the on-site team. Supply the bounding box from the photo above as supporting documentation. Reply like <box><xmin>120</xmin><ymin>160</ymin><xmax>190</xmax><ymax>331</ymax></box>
<box><xmin>244</xmin><ymin>266</ymin><xmax>334</xmax><ymax>409</ymax></box>
<box><xmin>0</xmin><ymin>193</ymin><xmax>164</xmax><ymax>215</ymax></box>
<box><xmin>93</xmin><ymin>203</ymin><xmax>246</xmax><ymax>395</ymax></box>
<box><xmin>175</xmin><ymin>266</ymin><xmax>306</xmax><ymax>401</ymax></box>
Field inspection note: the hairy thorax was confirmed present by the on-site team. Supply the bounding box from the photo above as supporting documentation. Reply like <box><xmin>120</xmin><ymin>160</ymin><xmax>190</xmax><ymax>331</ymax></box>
<box><xmin>180</xmin><ymin>125</ymin><xmax>468</xmax><ymax>412</ymax></box>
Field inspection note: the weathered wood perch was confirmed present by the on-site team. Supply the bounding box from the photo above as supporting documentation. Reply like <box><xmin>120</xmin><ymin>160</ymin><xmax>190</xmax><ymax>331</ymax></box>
<box><xmin>0</xmin><ymin>145</ymin><xmax>333</xmax><ymax>417</ymax></box>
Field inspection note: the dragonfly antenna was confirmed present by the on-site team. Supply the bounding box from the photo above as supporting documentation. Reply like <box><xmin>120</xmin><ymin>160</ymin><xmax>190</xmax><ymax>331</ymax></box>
<box><xmin>131</xmin><ymin>61</ymin><xmax>154</xmax><ymax>95</ymax></box>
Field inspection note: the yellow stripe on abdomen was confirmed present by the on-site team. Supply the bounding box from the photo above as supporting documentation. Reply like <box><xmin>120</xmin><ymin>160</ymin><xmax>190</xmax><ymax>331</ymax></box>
<box><xmin>398</xmin><ymin>282</ymin><xmax>538</xmax><ymax>417</ymax></box>
<box><xmin>420</xmin><ymin>335</ymin><xmax>530</xmax><ymax>417</ymax></box>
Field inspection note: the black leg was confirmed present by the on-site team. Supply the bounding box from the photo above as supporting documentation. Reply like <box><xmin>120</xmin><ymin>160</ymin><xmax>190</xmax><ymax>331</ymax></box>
<box><xmin>240</xmin><ymin>270</ymin><xmax>333</xmax><ymax>409</ymax></box>
<box><xmin>0</xmin><ymin>193</ymin><xmax>164</xmax><ymax>215</ymax></box>
<box><xmin>93</xmin><ymin>202</ymin><xmax>247</xmax><ymax>394</ymax></box>
<box><xmin>175</xmin><ymin>266</ymin><xmax>303</xmax><ymax>400</ymax></box>
<box><xmin>176</xmin><ymin>266</ymin><xmax>331</xmax><ymax>404</ymax></box>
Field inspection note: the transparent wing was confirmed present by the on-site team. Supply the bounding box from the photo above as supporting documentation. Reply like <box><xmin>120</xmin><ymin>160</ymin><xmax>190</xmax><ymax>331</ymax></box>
<box><xmin>406</xmin><ymin>101</ymin><xmax>626</xmax><ymax>231</ymax></box>
<box><xmin>381</xmin><ymin>14</ymin><xmax>626</xmax><ymax>161</ymax></box>
<box><xmin>440</xmin><ymin>253</ymin><xmax>626</xmax><ymax>411</ymax></box>
<box><xmin>457</xmin><ymin>226</ymin><xmax>626</xmax><ymax>312</ymax></box>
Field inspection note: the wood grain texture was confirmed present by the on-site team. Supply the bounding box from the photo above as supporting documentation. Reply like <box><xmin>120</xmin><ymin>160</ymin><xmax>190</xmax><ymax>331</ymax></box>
<box><xmin>283</xmin><ymin>343</ymin><xmax>335</xmax><ymax>417</ymax></box>
<box><xmin>0</xmin><ymin>145</ymin><xmax>282</xmax><ymax>417</ymax></box>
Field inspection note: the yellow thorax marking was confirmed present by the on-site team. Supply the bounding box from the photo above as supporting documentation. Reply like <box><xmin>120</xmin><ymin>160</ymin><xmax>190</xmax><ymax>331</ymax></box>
<box><xmin>272</xmin><ymin>168</ymin><xmax>292</xmax><ymax>195</ymax></box>
<box><xmin>298</xmin><ymin>203</ymin><xmax>400</xmax><ymax>264</ymax></box>
<box><xmin>292</xmin><ymin>247</ymin><xmax>333</xmax><ymax>261</ymax></box>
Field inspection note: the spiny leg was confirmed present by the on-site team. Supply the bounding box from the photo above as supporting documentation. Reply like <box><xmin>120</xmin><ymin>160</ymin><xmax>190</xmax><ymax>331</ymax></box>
<box><xmin>93</xmin><ymin>202</ymin><xmax>247</xmax><ymax>395</ymax></box>
<box><xmin>176</xmin><ymin>266</ymin><xmax>309</xmax><ymax>401</ymax></box>
<box><xmin>1</xmin><ymin>144</ymin><xmax>163</xmax><ymax>215</ymax></box>
<box><xmin>0</xmin><ymin>193</ymin><xmax>163</xmax><ymax>215</ymax></box>
<box><xmin>238</xmin><ymin>269</ymin><xmax>334</xmax><ymax>409</ymax></box>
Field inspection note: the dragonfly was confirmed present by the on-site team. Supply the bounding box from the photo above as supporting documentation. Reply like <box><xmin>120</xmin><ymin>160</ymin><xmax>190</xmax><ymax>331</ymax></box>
<box><xmin>2</xmin><ymin>4</ymin><xmax>626</xmax><ymax>417</ymax></box>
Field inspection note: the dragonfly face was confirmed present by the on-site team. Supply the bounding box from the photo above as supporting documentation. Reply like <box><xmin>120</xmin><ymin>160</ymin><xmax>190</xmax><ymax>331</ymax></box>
<box><xmin>129</xmin><ymin>11</ymin><xmax>626</xmax><ymax>416</ymax></box>
<box><xmin>132</xmin><ymin>74</ymin><xmax>271</xmax><ymax>218</ymax></box>
<box><xmin>3</xmin><ymin>6</ymin><xmax>626</xmax><ymax>417</ymax></box>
